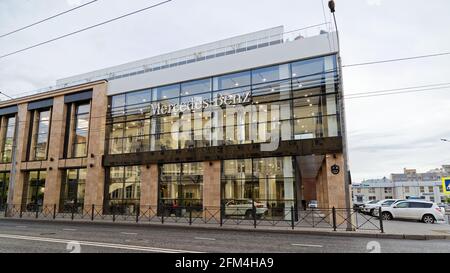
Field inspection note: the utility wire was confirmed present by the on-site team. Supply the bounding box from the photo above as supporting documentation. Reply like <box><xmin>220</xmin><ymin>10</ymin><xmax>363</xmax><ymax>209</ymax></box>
<box><xmin>345</xmin><ymin>85</ymin><xmax>450</xmax><ymax>100</ymax></box>
<box><xmin>0</xmin><ymin>0</ymin><xmax>173</xmax><ymax>60</ymax></box>
<box><xmin>346</xmin><ymin>82</ymin><xmax>450</xmax><ymax>97</ymax></box>
<box><xmin>343</xmin><ymin>52</ymin><xmax>450</xmax><ymax>68</ymax></box>
<box><xmin>0</xmin><ymin>0</ymin><xmax>99</xmax><ymax>39</ymax></box>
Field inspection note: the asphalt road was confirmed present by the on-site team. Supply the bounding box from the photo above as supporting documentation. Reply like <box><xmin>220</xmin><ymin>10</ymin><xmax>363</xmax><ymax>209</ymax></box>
<box><xmin>0</xmin><ymin>219</ymin><xmax>449</xmax><ymax>253</ymax></box>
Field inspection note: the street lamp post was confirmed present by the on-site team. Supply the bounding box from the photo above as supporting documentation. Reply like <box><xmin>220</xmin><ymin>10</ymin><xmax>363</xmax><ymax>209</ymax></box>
<box><xmin>328</xmin><ymin>0</ymin><xmax>353</xmax><ymax>231</ymax></box>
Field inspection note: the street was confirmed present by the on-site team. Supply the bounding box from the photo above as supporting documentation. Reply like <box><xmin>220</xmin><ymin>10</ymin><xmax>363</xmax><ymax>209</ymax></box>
<box><xmin>0</xmin><ymin>219</ymin><xmax>449</xmax><ymax>253</ymax></box>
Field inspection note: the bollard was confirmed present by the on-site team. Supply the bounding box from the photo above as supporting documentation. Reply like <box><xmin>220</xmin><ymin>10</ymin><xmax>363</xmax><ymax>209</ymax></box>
<box><xmin>91</xmin><ymin>204</ymin><xmax>95</xmax><ymax>221</ymax></box>
<box><xmin>379</xmin><ymin>207</ymin><xmax>384</xmax><ymax>233</ymax></box>
<box><xmin>35</xmin><ymin>205</ymin><xmax>39</xmax><ymax>219</ymax></box>
<box><xmin>53</xmin><ymin>204</ymin><xmax>57</xmax><ymax>219</ymax></box>
<box><xmin>291</xmin><ymin>206</ymin><xmax>295</xmax><ymax>230</ymax></box>
<box><xmin>220</xmin><ymin>203</ymin><xmax>224</xmax><ymax>227</ymax></box>
<box><xmin>253</xmin><ymin>204</ymin><xmax>257</xmax><ymax>229</ymax></box>
<box><xmin>189</xmin><ymin>207</ymin><xmax>192</xmax><ymax>226</ymax></box>
<box><xmin>332</xmin><ymin>207</ymin><xmax>337</xmax><ymax>231</ymax></box>
<box><xmin>136</xmin><ymin>206</ymin><xmax>140</xmax><ymax>223</ymax></box>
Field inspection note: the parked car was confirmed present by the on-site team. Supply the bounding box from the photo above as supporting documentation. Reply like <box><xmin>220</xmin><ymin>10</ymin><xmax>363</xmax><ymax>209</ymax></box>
<box><xmin>357</xmin><ymin>200</ymin><xmax>377</xmax><ymax>213</ymax></box>
<box><xmin>379</xmin><ymin>200</ymin><xmax>446</xmax><ymax>224</ymax></box>
<box><xmin>224</xmin><ymin>199</ymin><xmax>268</xmax><ymax>219</ymax></box>
<box><xmin>373</xmin><ymin>199</ymin><xmax>406</xmax><ymax>217</ymax></box>
<box><xmin>308</xmin><ymin>200</ymin><xmax>318</xmax><ymax>208</ymax></box>
<box><xmin>437</xmin><ymin>203</ymin><xmax>450</xmax><ymax>210</ymax></box>
<box><xmin>353</xmin><ymin>202</ymin><xmax>365</xmax><ymax>212</ymax></box>
<box><xmin>362</xmin><ymin>199</ymin><xmax>399</xmax><ymax>216</ymax></box>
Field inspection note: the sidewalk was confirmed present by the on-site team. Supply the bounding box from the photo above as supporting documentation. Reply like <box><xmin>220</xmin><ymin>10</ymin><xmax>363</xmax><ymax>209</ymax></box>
<box><xmin>1</xmin><ymin>215</ymin><xmax>449</xmax><ymax>241</ymax></box>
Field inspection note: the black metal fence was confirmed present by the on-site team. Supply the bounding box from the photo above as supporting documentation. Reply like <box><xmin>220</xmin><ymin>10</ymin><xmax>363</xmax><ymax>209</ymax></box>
<box><xmin>0</xmin><ymin>203</ymin><xmax>384</xmax><ymax>233</ymax></box>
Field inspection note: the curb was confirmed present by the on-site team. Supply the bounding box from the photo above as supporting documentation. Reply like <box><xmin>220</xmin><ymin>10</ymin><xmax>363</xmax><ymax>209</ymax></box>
<box><xmin>2</xmin><ymin>217</ymin><xmax>449</xmax><ymax>240</ymax></box>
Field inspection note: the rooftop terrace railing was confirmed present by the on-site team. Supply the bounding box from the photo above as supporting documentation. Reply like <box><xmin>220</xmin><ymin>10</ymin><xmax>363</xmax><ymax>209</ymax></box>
<box><xmin>2</xmin><ymin>23</ymin><xmax>334</xmax><ymax>102</ymax></box>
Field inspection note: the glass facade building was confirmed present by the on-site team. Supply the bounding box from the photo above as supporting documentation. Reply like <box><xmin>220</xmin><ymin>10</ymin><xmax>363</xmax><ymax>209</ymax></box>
<box><xmin>0</xmin><ymin>27</ymin><xmax>349</xmax><ymax>217</ymax></box>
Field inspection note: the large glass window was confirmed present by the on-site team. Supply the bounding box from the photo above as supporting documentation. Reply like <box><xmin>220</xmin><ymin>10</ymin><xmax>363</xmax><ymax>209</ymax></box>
<box><xmin>213</xmin><ymin>71</ymin><xmax>251</xmax><ymax>90</ymax></box>
<box><xmin>105</xmin><ymin>166</ymin><xmax>140</xmax><ymax>214</ymax></box>
<box><xmin>1</xmin><ymin>116</ymin><xmax>16</xmax><ymax>163</ymax></box>
<box><xmin>60</xmin><ymin>168</ymin><xmax>86</xmax><ymax>212</ymax></box>
<box><xmin>0</xmin><ymin>172</ymin><xmax>10</xmax><ymax>209</ymax></box>
<box><xmin>23</xmin><ymin>170</ymin><xmax>46</xmax><ymax>211</ymax></box>
<box><xmin>222</xmin><ymin>157</ymin><xmax>295</xmax><ymax>219</ymax></box>
<box><xmin>30</xmin><ymin>110</ymin><xmax>51</xmax><ymax>161</ymax></box>
<box><xmin>251</xmin><ymin>64</ymin><xmax>290</xmax><ymax>85</ymax></box>
<box><xmin>72</xmin><ymin>103</ymin><xmax>90</xmax><ymax>157</ymax></box>
<box><xmin>106</xmin><ymin>55</ymin><xmax>341</xmax><ymax>154</ymax></box>
<box><xmin>159</xmin><ymin>162</ymin><xmax>203</xmax><ymax>214</ymax></box>
<box><xmin>153</xmin><ymin>84</ymin><xmax>179</xmax><ymax>101</ymax></box>
<box><xmin>181</xmin><ymin>79</ymin><xmax>211</xmax><ymax>96</ymax></box>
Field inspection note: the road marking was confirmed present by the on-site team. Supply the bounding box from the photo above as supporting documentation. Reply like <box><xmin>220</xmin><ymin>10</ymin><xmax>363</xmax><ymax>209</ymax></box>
<box><xmin>15</xmin><ymin>226</ymin><xmax>27</xmax><ymax>228</ymax></box>
<box><xmin>194</xmin><ymin>237</ymin><xmax>216</xmax><ymax>241</ymax></box>
<box><xmin>63</xmin><ymin>229</ymin><xmax>77</xmax><ymax>231</ymax></box>
<box><xmin>0</xmin><ymin>233</ymin><xmax>202</xmax><ymax>253</ymax></box>
<box><xmin>121</xmin><ymin>232</ymin><xmax>138</xmax><ymax>235</ymax></box>
<box><xmin>291</xmin><ymin>243</ymin><xmax>323</xmax><ymax>248</ymax></box>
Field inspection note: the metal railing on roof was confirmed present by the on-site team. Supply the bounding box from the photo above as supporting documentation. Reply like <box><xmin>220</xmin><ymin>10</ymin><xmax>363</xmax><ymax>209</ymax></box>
<box><xmin>2</xmin><ymin>23</ymin><xmax>333</xmax><ymax>102</ymax></box>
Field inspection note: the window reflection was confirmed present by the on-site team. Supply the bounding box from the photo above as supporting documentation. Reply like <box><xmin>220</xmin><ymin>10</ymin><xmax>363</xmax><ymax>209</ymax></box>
<box><xmin>106</xmin><ymin>166</ymin><xmax>140</xmax><ymax>214</ymax></box>
<box><xmin>24</xmin><ymin>170</ymin><xmax>46</xmax><ymax>211</ymax></box>
<box><xmin>72</xmin><ymin>103</ymin><xmax>90</xmax><ymax>157</ymax></box>
<box><xmin>31</xmin><ymin>109</ymin><xmax>51</xmax><ymax>161</ymax></box>
<box><xmin>60</xmin><ymin>168</ymin><xmax>86</xmax><ymax>213</ymax></box>
<box><xmin>106</xmin><ymin>55</ymin><xmax>341</xmax><ymax>154</ymax></box>
<box><xmin>1</xmin><ymin>116</ymin><xmax>16</xmax><ymax>163</ymax></box>
<box><xmin>0</xmin><ymin>172</ymin><xmax>10</xmax><ymax>209</ymax></box>
<box><xmin>159</xmin><ymin>162</ymin><xmax>203</xmax><ymax>213</ymax></box>
<box><xmin>222</xmin><ymin>157</ymin><xmax>295</xmax><ymax>219</ymax></box>
<box><xmin>213</xmin><ymin>71</ymin><xmax>251</xmax><ymax>90</ymax></box>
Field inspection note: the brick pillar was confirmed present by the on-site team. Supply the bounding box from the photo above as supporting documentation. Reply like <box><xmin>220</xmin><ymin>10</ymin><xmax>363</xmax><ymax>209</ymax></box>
<box><xmin>43</xmin><ymin>96</ymin><xmax>66</xmax><ymax>209</ymax></box>
<box><xmin>84</xmin><ymin>83</ymin><xmax>107</xmax><ymax>212</ymax></box>
<box><xmin>11</xmin><ymin>104</ymin><xmax>32</xmax><ymax>207</ymax></box>
<box><xmin>203</xmin><ymin>160</ymin><xmax>221</xmax><ymax>221</ymax></box>
<box><xmin>140</xmin><ymin>164</ymin><xmax>159</xmax><ymax>216</ymax></box>
<box><xmin>324</xmin><ymin>154</ymin><xmax>346</xmax><ymax>209</ymax></box>
<box><xmin>302</xmin><ymin>178</ymin><xmax>317</xmax><ymax>203</ymax></box>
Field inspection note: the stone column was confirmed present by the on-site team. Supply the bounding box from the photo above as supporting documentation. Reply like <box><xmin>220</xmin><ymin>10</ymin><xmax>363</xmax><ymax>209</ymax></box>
<box><xmin>140</xmin><ymin>164</ymin><xmax>159</xmax><ymax>216</ymax></box>
<box><xmin>43</xmin><ymin>96</ymin><xmax>66</xmax><ymax>210</ymax></box>
<box><xmin>324</xmin><ymin>154</ymin><xmax>346</xmax><ymax>209</ymax></box>
<box><xmin>84</xmin><ymin>83</ymin><xmax>107</xmax><ymax>212</ymax></box>
<box><xmin>203</xmin><ymin>160</ymin><xmax>221</xmax><ymax>221</ymax></box>
<box><xmin>11</xmin><ymin>104</ymin><xmax>32</xmax><ymax>207</ymax></box>
<box><xmin>302</xmin><ymin>178</ymin><xmax>317</xmax><ymax>203</ymax></box>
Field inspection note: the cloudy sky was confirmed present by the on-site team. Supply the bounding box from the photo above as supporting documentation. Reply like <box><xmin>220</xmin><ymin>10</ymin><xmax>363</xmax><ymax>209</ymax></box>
<box><xmin>1</xmin><ymin>0</ymin><xmax>450</xmax><ymax>182</ymax></box>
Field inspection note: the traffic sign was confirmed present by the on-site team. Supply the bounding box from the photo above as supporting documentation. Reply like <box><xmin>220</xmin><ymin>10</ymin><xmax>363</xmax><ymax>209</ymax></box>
<box><xmin>442</xmin><ymin>177</ymin><xmax>450</xmax><ymax>195</ymax></box>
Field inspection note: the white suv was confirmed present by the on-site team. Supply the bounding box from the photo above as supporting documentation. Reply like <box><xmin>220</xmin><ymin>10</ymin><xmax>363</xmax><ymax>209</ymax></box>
<box><xmin>380</xmin><ymin>200</ymin><xmax>446</xmax><ymax>224</ymax></box>
<box><xmin>224</xmin><ymin>199</ymin><xmax>268</xmax><ymax>218</ymax></box>
<box><xmin>362</xmin><ymin>199</ymin><xmax>399</xmax><ymax>216</ymax></box>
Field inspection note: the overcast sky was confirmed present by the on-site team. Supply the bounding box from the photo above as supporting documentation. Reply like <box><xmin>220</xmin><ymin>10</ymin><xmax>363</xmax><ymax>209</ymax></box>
<box><xmin>1</xmin><ymin>0</ymin><xmax>450</xmax><ymax>182</ymax></box>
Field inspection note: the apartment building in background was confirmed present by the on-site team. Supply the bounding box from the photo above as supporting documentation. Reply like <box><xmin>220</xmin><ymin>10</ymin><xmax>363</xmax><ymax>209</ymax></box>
<box><xmin>352</xmin><ymin>166</ymin><xmax>450</xmax><ymax>204</ymax></box>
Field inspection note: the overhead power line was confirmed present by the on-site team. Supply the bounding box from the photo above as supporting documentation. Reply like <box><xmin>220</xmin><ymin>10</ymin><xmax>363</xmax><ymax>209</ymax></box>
<box><xmin>345</xmin><ymin>83</ymin><xmax>450</xmax><ymax>100</ymax></box>
<box><xmin>0</xmin><ymin>0</ymin><xmax>173</xmax><ymax>60</ymax></box>
<box><xmin>343</xmin><ymin>52</ymin><xmax>450</xmax><ymax>68</ymax></box>
<box><xmin>346</xmin><ymin>82</ymin><xmax>450</xmax><ymax>97</ymax></box>
<box><xmin>0</xmin><ymin>0</ymin><xmax>99</xmax><ymax>39</ymax></box>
